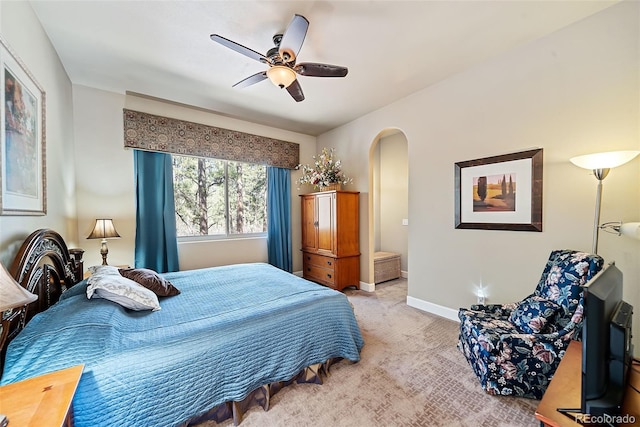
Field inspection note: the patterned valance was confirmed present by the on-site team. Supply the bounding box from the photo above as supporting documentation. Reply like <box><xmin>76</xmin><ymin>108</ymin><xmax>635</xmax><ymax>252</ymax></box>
<box><xmin>123</xmin><ymin>109</ymin><xmax>299</xmax><ymax>169</ymax></box>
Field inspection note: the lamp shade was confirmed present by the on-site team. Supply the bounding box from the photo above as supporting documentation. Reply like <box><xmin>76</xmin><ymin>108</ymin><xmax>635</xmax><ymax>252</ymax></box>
<box><xmin>0</xmin><ymin>262</ymin><xmax>37</xmax><ymax>311</ymax></box>
<box><xmin>266</xmin><ymin>66</ymin><xmax>297</xmax><ymax>88</ymax></box>
<box><xmin>87</xmin><ymin>219</ymin><xmax>121</xmax><ymax>240</ymax></box>
<box><xmin>619</xmin><ymin>222</ymin><xmax>640</xmax><ymax>240</ymax></box>
<box><xmin>570</xmin><ymin>150</ymin><xmax>640</xmax><ymax>170</ymax></box>
<box><xmin>600</xmin><ymin>221</ymin><xmax>640</xmax><ymax>240</ymax></box>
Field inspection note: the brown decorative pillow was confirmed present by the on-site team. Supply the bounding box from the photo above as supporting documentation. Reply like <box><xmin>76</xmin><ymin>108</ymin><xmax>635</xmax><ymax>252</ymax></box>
<box><xmin>118</xmin><ymin>268</ymin><xmax>180</xmax><ymax>297</ymax></box>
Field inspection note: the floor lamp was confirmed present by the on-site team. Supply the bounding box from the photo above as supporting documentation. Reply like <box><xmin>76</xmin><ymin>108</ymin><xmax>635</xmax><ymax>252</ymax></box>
<box><xmin>600</xmin><ymin>221</ymin><xmax>640</xmax><ymax>240</ymax></box>
<box><xmin>570</xmin><ymin>150</ymin><xmax>640</xmax><ymax>254</ymax></box>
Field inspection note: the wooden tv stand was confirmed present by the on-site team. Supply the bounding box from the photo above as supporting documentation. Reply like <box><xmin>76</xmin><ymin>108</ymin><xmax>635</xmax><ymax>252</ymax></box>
<box><xmin>535</xmin><ymin>340</ymin><xmax>639</xmax><ymax>427</ymax></box>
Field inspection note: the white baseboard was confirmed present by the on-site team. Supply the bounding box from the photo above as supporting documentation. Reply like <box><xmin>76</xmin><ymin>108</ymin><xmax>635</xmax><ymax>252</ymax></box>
<box><xmin>293</xmin><ymin>270</ymin><xmax>303</xmax><ymax>277</ymax></box>
<box><xmin>406</xmin><ymin>296</ymin><xmax>460</xmax><ymax>323</ymax></box>
<box><xmin>401</xmin><ymin>270</ymin><xmax>408</xmax><ymax>279</ymax></box>
<box><xmin>359</xmin><ymin>281</ymin><xmax>375</xmax><ymax>292</ymax></box>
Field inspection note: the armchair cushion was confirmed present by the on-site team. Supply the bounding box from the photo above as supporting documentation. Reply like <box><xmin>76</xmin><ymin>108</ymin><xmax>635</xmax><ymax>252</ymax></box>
<box><xmin>508</xmin><ymin>296</ymin><xmax>561</xmax><ymax>334</ymax></box>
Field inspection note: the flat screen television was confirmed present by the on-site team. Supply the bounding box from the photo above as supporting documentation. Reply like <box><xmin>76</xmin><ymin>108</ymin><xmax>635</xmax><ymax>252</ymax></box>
<box><xmin>559</xmin><ymin>262</ymin><xmax>634</xmax><ymax>423</ymax></box>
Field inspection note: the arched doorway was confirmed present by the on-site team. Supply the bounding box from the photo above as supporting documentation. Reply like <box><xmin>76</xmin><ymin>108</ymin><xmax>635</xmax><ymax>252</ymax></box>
<box><xmin>367</xmin><ymin>128</ymin><xmax>409</xmax><ymax>291</ymax></box>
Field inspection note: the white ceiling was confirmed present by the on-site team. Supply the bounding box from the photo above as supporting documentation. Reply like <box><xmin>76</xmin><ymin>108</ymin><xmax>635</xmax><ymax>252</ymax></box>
<box><xmin>29</xmin><ymin>1</ymin><xmax>618</xmax><ymax>136</ymax></box>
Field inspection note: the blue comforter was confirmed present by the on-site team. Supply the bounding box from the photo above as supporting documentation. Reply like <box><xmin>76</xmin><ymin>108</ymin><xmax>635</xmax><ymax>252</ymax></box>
<box><xmin>1</xmin><ymin>263</ymin><xmax>364</xmax><ymax>426</ymax></box>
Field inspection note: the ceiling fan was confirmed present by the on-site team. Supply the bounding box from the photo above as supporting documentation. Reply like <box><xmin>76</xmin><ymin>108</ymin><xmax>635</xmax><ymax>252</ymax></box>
<box><xmin>210</xmin><ymin>14</ymin><xmax>348</xmax><ymax>102</ymax></box>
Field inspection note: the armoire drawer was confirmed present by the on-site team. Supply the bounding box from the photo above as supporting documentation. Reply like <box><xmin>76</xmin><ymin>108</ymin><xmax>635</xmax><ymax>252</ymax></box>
<box><xmin>303</xmin><ymin>264</ymin><xmax>336</xmax><ymax>286</ymax></box>
<box><xmin>303</xmin><ymin>253</ymin><xmax>336</xmax><ymax>269</ymax></box>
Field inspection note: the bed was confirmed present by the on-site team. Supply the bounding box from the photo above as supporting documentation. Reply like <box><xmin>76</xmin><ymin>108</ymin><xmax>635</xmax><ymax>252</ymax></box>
<box><xmin>0</xmin><ymin>229</ymin><xmax>364</xmax><ymax>426</ymax></box>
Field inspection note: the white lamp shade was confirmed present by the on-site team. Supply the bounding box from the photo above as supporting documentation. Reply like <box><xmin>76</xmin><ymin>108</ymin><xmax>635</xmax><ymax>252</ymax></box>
<box><xmin>570</xmin><ymin>150</ymin><xmax>640</xmax><ymax>170</ymax></box>
<box><xmin>619</xmin><ymin>222</ymin><xmax>640</xmax><ymax>240</ymax></box>
<box><xmin>0</xmin><ymin>262</ymin><xmax>37</xmax><ymax>311</ymax></box>
<box><xmin>266</xmin><ymin>66</ymin><xmax>297</xmax><ymax>88</ymax></box>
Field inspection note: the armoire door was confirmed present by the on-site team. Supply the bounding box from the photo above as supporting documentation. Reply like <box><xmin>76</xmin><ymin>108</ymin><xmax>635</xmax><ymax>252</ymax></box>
<box><xmin>315</xmin><ymin>192</ymin><xmax>335</xmax><ymax>254</ymax></box>
<box><xmin>301</xmin><ymin>195</ymin><xmax>318</xmax><ymax>251</ymax></box>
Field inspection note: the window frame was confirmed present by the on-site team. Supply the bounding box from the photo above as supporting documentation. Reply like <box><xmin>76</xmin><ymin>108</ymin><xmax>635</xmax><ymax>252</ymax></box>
<box><xmin>172</xmin><ymin>155</ymin><xmax>268</xmax><ymax>241</ymax></box>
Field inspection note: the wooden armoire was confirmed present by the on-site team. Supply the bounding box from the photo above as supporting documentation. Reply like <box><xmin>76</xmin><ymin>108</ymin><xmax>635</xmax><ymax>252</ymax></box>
<box><xmin>300</xmin><ymin>190</ymin><xmax>360</xmax><ymax>291</ymax></box>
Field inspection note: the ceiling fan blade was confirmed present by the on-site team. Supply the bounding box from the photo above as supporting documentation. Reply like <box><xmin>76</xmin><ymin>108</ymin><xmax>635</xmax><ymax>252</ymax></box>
<box><xmin>294</xmin><ymin>62</ymin><xmax>348</xmax><ymax>78</ymax></box>
<box><xmin>232</xmin><ymin>71</ymin><xmax>268</xmax><ymax>88</ymax></box>
<box><xmin>279</xmin><ymin>14</ymin><xmax>309</xmax><ymax>64</ymax></box>
<box><xmin>286</xmin><ymin>79</ymin><xmax>305</xmax><ymax>102</ymax></box>
<box><xmin>210</xmin><ymin>34</ymin><xmax>268</xmax><ymax>63</ymax></box>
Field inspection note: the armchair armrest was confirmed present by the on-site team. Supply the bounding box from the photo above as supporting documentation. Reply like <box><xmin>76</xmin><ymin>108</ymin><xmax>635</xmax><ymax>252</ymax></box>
<box><xmin>469</xmin><ymin>303</ymin><xmax>517</xmax><ymax>317</ymax></box>
<box><xmin>498</xmin><ymin>332</ymin><xmax>574</xmax><ymax>359</ymax></box>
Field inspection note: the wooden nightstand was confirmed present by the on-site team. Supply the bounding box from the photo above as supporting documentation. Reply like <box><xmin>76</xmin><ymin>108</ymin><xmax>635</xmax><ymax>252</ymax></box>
<box><xmin>0</xmin><ymin>365</ymin><xmax>84</xmax><ymax>427</ymax></box>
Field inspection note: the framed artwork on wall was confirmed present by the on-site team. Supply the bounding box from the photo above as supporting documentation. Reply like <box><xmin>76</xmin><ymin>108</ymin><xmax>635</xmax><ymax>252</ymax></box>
<box><xmin>0</xmin><ymin>36</ymin><xmax>46</xmax><ymax>216</ymax></box>
<box><xmin>455</xmin><ymin>148</ymin><xmax>543</xmax><ymax>231</ymax></box>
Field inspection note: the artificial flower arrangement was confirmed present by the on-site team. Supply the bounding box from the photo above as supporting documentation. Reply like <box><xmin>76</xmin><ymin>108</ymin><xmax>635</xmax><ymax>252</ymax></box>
<box><xmin>296</xmin><ymin>147</ymin><xmax>353</xmax><ymax>190</ymax></box>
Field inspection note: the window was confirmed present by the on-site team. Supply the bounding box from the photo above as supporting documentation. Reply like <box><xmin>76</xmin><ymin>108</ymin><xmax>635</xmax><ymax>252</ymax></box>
<box><xmin>172</xmin><ymin>155</ymin><xmax>267</xmax><ymax>238</ymax></box>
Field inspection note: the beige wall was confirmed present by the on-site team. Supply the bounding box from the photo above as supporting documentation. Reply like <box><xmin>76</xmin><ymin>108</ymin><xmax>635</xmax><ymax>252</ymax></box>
<box><xmin>73</xmin><ymin>87</ymin><xmax>316</xmax><ymax>270</ymax></box>
<box><xmin>72</xmin><ymin>86</ymin><xmax>135</xmax><ymax>268</ymax></box>
<box><xmin>0</xmin><ymin>2</ymin><xmax>78</xmax><ymax>265</ymax></box>
<box><xmin>317</xmin><ymin>3</ymin><xmax>640</xmax><ymax>346</ymax></box>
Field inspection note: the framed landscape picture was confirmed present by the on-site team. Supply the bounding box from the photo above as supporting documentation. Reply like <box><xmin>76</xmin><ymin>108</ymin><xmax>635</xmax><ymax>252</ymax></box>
<box><xmin>454</xmin><ymin>148</ymin><xmax>543</xmax><ymax>231</ymax></box>
<box><xmin>0</xmin><ymin>36</ymin><xmax>46</xmax><ymax>215</ymax></box>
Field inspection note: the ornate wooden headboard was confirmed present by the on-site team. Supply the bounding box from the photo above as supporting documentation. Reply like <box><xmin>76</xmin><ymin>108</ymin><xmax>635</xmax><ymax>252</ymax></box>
<box><xmin>1</xmin><ymin>229</ymin><xmax>84</xmax><ymax>366</ymax></box>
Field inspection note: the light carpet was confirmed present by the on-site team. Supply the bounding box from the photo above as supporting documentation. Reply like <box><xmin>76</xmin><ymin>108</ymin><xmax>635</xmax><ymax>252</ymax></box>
<box><xmin>201</xmin><ymin>279</ymin><xmax>539</xmax><ymax>427</ymax></box>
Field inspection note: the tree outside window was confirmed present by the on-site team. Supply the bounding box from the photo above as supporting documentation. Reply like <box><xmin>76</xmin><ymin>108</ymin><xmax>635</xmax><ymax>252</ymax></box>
<box><xmin>172</xmin><ymin>155</ymin><xmax>267</xmax><ymax>238</ymax></box>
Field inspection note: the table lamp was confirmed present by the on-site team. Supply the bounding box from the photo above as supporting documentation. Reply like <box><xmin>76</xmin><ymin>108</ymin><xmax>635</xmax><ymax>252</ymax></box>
<box><xmin>0</xmin><ymin>261</ymin><xmax>37</xmax><ymax>350</ymax></box>
<box><xmin>87</xmin><ymin>219</ymin><xmax>121</xmax><ymax>265</ymax></box>
<box><xmin>1</xmin><ymin>262</ymin><xmax>38</xmax><ymax>425</ymax></box>
<box><xmin>0</xmin><ymin>262</ymin><xmax>37</xmax><ymax>312</ymax></box>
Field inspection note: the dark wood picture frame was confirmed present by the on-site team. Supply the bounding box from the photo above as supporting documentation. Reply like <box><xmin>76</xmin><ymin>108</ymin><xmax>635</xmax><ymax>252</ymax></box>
<box><xmin>0</xmin><ymin>36</ymin><xmax>46</xmax><ymax>216</ymax></box>
<box><xmin>455</xmin><ymin>148</ymin><xmax>543</xmax><ymax>232</ymax></box>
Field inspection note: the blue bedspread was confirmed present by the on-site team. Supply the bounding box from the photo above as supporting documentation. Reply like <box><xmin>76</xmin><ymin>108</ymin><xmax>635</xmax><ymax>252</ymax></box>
<box><xmin>1</xmin><ymin>263</ymin><xmax>364</xmax><ymax>426</ymax></box>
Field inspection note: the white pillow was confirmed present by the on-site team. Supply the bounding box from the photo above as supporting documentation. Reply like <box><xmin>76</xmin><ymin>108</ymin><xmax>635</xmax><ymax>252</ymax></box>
<box><xmin>87</xmin><ymin>270</ymin><xmax>161</xmax><ymax>311</ymax></box>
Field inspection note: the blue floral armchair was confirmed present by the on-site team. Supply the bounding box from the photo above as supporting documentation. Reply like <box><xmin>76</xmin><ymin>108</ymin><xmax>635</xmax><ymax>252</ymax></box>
<box><xmin>457</xmin><ymin>249</ymin><xmax>604</xmax><ymax>399</ymax></box>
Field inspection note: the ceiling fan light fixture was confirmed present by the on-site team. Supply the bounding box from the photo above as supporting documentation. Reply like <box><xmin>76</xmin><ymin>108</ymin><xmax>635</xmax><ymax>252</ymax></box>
<box><xmin>211</xmin><ymin>14</ymin><xmax>346</xmax><ymax>101</ymax></box>
<box><xmin>266</xmin><ymin>65</ymin><xmax>296</xmax><ymax>88</ymax></box>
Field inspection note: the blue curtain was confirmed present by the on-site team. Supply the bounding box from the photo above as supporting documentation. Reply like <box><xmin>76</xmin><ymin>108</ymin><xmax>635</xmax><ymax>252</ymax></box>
<box><xmin>133</xmin><ymin>150</ymin><xmax>179</xmax><ymax>273</ymax></box>
<box><xmin>267</xmin><ymin>167</ymin><xmax>292</xmax><ymax>272</ymax></box>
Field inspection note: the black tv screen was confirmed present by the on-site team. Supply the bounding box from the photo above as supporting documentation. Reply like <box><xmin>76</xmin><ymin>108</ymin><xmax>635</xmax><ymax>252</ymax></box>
<box><xmin>581</xmin><ymin>263</ymin><xmax>633</xmax><ymax>417</ymax></box>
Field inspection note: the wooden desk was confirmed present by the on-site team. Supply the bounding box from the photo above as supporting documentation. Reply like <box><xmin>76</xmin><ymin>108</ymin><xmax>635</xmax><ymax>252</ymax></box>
<box><xmin>0</xmin><ymin>365</ymin><xmax>84</xmax><ymax>427</ymax></box>
<box><xmin>535</xmin><ymin>340</ymin><xmax>639</xmax><ymax>427</ymax></box>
